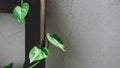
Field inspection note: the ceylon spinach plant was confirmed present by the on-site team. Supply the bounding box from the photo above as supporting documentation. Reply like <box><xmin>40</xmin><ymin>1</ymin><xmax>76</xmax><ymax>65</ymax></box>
<box><xmin>3</xmin><ymin>0</ymin><xmax>65</xmax><ymax>68</ymax></box>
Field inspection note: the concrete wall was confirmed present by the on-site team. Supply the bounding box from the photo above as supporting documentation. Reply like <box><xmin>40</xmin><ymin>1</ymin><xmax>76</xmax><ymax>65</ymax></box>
<box><xmin>1</xmin><ymin>0</ymin><xmax>120</xmax><ymax>68</ymax></box>
<box><xmin>46</xmin><ymin>0</ymin><xmax>120</xmax><ymax>68</ymax></box>
<box><xmin>0</xmin><ymin>13</ymin><xmax>25</xmax><ymax>68</ymax></box>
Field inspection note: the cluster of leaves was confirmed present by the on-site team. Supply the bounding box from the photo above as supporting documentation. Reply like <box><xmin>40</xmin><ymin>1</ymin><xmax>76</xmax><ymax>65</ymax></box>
<box><xmin>3</xmin><ymin>33</ymin><xmax>65</xmax><ymax>68</ymax></box>
<box><xmin>28</xmin><ymin>33</ymin><xmax>65</xmax><ymax>68</ymax></box>
<box><xmin>3</xmin><ymin>1</ymin><xmax>65</xmax><ymax>68</ymax></box>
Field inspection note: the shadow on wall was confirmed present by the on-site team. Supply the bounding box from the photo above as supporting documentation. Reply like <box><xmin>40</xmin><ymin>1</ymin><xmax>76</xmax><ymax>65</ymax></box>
<box><xmin>46</xmin><ymin>0</ymin><xmax>75</xmax><ymax>68</ymax></box>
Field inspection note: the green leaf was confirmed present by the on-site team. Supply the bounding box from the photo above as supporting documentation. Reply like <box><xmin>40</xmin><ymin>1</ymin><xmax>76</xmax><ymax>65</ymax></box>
<box><xmin>13</xmin><ymin>2</ymin><xmax>29</xmax><ymax>23</ymax></box>
<box><xmin>3</xmin><ymin>63</ymin><xmax>13</xmax><ymax>68</ymax></box>
<box><xmin>29</xmin><ymin>45</ymin><xmax>49</xmax><ymax>63</ymax></box>
<box><xmin>46</xmin><ymin>33</ymin><xmax>65</xmax><ymax>52</ymax></box>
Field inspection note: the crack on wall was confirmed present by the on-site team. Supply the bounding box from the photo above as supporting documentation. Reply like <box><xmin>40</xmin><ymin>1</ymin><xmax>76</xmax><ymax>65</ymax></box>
<box><xmin>0</xmin><ymin>33</ymin><xmax>11</xmax><ymax>44</ymax></box>
<box><xmin>69</xmin><ymin>0</ymin><xmax>74</xmax><ymax>38</ymax></box>
<box><xmin>7</xmin><ymin>29</ymin><xmax>24</xmax><ymax>38</ymax></box>
<box><xmin>63</xmin><ymin>0</ymin><xmax>74</xmax><ymax>68</ymax></box>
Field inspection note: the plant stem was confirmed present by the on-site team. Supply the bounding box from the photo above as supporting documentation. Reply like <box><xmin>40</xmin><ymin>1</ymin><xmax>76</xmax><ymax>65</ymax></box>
<box><xmin>29</xmin><ymin>61</ymin><xmax>41</xmax><ymax>68</ymax></box>
<box><xmin>21</xmin><ymin>0</ymin><xmax>23</xmax><ymax>6</ymax></box>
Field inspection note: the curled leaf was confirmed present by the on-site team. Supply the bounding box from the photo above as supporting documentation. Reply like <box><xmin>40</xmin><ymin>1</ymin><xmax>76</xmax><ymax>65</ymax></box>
<box><xmin>46</xmin><ymin>33</ymin><xmax>65</xmax><ymax>52</ymax></box>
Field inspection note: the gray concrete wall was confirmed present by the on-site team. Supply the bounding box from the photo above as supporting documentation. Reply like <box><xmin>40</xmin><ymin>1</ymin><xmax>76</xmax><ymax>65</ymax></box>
<box><xmin>46</xmin><ymin>0</ymin><xmax>120</xmax><ymax>68</ymax></box>
<box><xmin>1</xmin><ymin>0</ymin><xmax>120</xmax><ymax>68</ymax></box>
<box><xmin>0</xmin><ymin>13</ymin><xmax>25</xmax><ymax>68</ymax></box>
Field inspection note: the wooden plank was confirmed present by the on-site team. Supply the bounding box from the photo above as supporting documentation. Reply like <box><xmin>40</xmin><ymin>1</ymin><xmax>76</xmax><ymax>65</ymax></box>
<box><xmin>40</xmin><ymin>0</ymin><xmax>46</xmax><ymax>46</ymax></box>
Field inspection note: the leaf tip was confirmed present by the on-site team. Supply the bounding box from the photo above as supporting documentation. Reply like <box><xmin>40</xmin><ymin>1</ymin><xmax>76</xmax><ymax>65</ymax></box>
<box><xmin>62</xmin><ymin>48</ymin><xmax>66</xmax><ymax>52</ymax></box>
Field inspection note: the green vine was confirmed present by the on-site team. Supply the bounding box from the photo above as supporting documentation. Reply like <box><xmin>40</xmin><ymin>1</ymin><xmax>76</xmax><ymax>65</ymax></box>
<box><xmin>3</xmin><ymin>0</ymin><xmax>65</xmax><ymax>68</ymax></box>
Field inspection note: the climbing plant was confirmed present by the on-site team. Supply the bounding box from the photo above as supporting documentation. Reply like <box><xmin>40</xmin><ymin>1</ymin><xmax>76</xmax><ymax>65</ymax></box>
<box><xmin>3</xmin><ymin>0</ymin><xmax>65</xmax><ymax>68</ymax></box>
<box><xmin>13</xmin><ymin>0</ymin><xmax>29</xmax><ymax>23</ymax></box>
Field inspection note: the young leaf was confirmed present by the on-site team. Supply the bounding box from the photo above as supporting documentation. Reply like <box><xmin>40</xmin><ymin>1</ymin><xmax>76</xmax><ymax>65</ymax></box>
<box><xmin>13</xmin><ymin>2</ymin><xmax>29</xmax><ymax>23</ymax></box>
<box><xmin>3</xmin><ymin>63</ymin><xmax>13</xmax><ymax>68</ymax></box>
<box><xmin>46</xmin><ymin>33</ymin><xmax>65</xmax><ymax>52</ymax></box>
<box><xmin>29</xmin><ymin>46</ymin><xmax>49</xmax><ymax>63</ymax></box>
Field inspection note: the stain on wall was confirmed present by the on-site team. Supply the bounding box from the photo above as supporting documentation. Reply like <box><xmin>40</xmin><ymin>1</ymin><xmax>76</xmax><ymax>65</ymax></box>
<box><xmin>46</xmin><ymin>0</ymin><xmax>120</xmax><ymax>68</ymax></box>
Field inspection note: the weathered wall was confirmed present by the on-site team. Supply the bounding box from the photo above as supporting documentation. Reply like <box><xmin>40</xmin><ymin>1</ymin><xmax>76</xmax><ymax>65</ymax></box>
<box><xmin>46</xmin><ymin>0</ymin><xmax>120</xmax><ymax>68</ymax></box>
<box><xmin>0</xmin><ymin>13</ymin><xmax>25</xmax><ymax>68</ymax></box>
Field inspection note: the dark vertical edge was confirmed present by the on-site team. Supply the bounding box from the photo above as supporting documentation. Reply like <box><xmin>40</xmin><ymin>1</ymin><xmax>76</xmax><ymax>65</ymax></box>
<box><xmin>35</xmin><ymin>0</ymin><xmax>46</xmax><ymax>68</ymax></box>
<box><xmin>25</xmin><ymin>0</ymin><xmax>45</xmax><ymax>68</ymax></box>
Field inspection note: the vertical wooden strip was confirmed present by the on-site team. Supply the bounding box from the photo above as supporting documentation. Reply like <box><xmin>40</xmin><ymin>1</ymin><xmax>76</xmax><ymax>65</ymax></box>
<box><xmin>40</xmin><ymin>0</ymin><xmax>45</xmax><ymax>46</ymax></box>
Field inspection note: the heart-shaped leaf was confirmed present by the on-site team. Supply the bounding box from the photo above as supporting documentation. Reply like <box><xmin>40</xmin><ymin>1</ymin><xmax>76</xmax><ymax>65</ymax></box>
<box><xmin>13</xmin><ymin>2</ymin><xmax>29</xmax><ymax>23</ymax></box>
<box><xmin>29</xmin><ymin>45</ymin><xmax>49</xmax><ymax>63</ymax></box>
<box><xmin>46</xmin><ymin>33</ymin><xmax>65</xmax><ymax>52</ymax></box>
<box><xmin>3</xmin><ymin>63</ymin><xmax>13</xmax><ymax>68</ymax></box>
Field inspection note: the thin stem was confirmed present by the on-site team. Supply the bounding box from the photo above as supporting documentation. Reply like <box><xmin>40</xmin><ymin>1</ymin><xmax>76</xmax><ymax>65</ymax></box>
<box><xmin>29</xmin><ymin>61</ymin><xmax>41</xmax><ymax>68</ymax></box>
<box><xmin>21</xmin><ymin>0</ymin><xmax>23</xmax><ymax>6</ymax></box>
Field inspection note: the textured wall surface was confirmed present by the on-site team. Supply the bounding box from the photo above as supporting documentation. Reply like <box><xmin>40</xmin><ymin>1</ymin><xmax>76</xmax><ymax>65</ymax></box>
<box><xmin>0</xmin><ymin>13</ymin><xmax>25</xmax><ymax>68</ymax></box>
<box><xmin>46</xmin><ymin>0</ymin><xmax>120</xmax><ymax>68</ymax></box>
